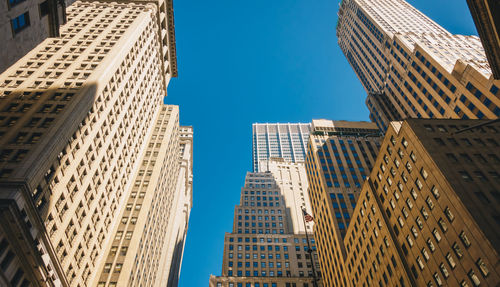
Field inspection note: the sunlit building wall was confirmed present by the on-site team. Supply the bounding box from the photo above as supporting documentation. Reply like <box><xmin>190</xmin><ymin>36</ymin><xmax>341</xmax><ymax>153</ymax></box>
<box><xmin>0</xmin><ymin>0</ymin><xmax>179</xmax><ymax>284</ymax></box>
<box><xmin>259</xmin><ymin>159</ymin><xmax>314</xmax><ymax>235</ymax></box>
<box><xmin>94</xmin><ymin>106</ymin><xmax>192</xmax><ymax>287</ymax></box>
<box><xmin>344</xmin><ymin>119</ymin><xmax>500</xmax><ymax>286</ymax></box>
<box><xmin>336</xmin><ymin>0</ymin><xmax>500</xmax><ymax>131</ymax></box>
<box><xmin>209</xmin><ymin>172</ymin><xmax>321</xmax><ymax>287</ymax></box>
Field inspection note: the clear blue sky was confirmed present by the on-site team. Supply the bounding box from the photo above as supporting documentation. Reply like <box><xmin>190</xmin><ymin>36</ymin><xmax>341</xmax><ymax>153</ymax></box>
<box><xmin>165</xmin><ymin>1</ymin><xmax>477</xmax><ymax>286</ymax></box>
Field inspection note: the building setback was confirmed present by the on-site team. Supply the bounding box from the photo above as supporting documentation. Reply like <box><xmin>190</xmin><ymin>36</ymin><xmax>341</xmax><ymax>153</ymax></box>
<box><xmin>336</xmin><ymin>0</ymin><xmax>500</xmax><ymax>131</ymax></box>
<box><xmin>259</xmin><ymin>159</ymin><xmax>314</xmax><ymax>235</ymax></box>
<box><xmin>343</xmin><ymin>118</ymin><xmax>499</xmax><ymax>286</ymax></box>
<box><xmin>0</xmin><ymin>0</ymin><xmax>185</xmax><ymax>285</ymax></box>
<box><xmin>209</xmin><ymin>170</ymin><xmax>321</xmax><ymax>287</ymax></box>
<box><xmin>252</xmin><ymin>123</ymin><xmax>311</xmax><ymax>172</ymax></box>
<box><xmin>304</xmin><ymin>119</ymin><xmax>382</xmax><ymax>287</ymax></box>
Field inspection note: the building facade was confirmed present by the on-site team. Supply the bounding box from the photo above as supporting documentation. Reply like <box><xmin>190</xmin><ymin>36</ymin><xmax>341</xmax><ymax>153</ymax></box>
<box><xmin>337</xmin><ymin>0</ymin><xmax>500</xmax><ymax>131</ymax></box>
<box><xmin>163</xmin><ymin>125</ymin><xmax>193</xmax><ymax>287</ymax></box>
<box><xmin>252</xmin><ymin>123</ymin><xmax>311</xmax><ymax>172</ymax></box>
<box><xmin>94</xmin><ymin>106</ymin><xmax>192</xmax><ymax>287</ymax></box>
<box><xmin>467</xmin><ymin>0</ymin><xmax>500</xmax><ymax>79</ymax></box>
<box><xmin>304</xmin><ymin>119</ymin><xmax>382</xmax><ymax>287</ymax></box>
<box><xmin>343</xmin><ymin>118</ymin><xmax>500</xmax><ymax>287</ymax></box>
<box><xmin>209</xmin><ymin>172</ymin><xmax>321</xmax><ymax>287</ymax></box>
<box><xmin>259</xmin><ymin>159</ymin><xmax>313</xmax><ymax>235</ymax></box>
<box><xmin>0</xmin><ymin>0</ymin><xmax>182</xmax><ymax>285</ymax></box>
<box><xmin>0</xmin><ymin>0</ymin><xmax>68</xmax><ymax>73</ymax></box>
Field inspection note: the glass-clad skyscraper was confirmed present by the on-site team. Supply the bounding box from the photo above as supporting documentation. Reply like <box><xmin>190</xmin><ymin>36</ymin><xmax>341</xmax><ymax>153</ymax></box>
<box><xmin>252</xmin><ymin>123</ymin><xmax>311</xmax><ymax>172</ymax></box>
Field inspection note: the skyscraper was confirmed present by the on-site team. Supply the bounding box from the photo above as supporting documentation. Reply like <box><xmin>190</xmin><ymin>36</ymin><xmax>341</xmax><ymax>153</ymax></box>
<box><xmin>209</xmin><ymin>170</ymin><xmax>321</xmax><ymax>287</ymax></box>
<box><xmin>252</xmin><ymin>123</ymin><xmax>311</xmax><ymax>172</ymax></box>
<box><xmin>163</xmin><ymin>125</ymin><xmax>193</xmax><ymax>287</ymax></box>
<box><xmin>304</xmin><ymin>119</ymin><xmax>382</xmax><ymax>287</ymax></box>
<box><xmin>93</xmin><ymin>105</ymin><xmax>193</xmax><ymax>287</ymax></box>
<box><xmin>337</xmin><ymin>0</ymin><xmax>500</xmax><ymax>131</ymax></box>
<box><xmin>343</xmin><ymin>118</ymin><xmax>500</xmax><ymax>286</ymax></box>
<box><xmin>0</xmin><ymin>0</ymin><xmax>184</xmax><ymax>285</ymax></box>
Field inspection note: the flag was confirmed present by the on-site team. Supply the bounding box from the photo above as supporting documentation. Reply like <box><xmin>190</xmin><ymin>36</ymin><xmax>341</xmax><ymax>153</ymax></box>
<box><xmin>303</xmin><ymin>210</ymin><xmax>314</xmax><ymax>222</ymax></box>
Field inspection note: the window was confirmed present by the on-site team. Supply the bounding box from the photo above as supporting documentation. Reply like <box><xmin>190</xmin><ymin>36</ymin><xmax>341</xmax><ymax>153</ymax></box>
<box><xmin>459</xmin><ymin>231</ymin><xmax>471</xmax><ymax>247</ymax></box>
<box><xmin>426</xmin><ymin>238</ymin><xmax>435</xmax><ymax>252</ymax></box>
<box><xmin>476</xmin><ymin>258</ymin><xmax>489</xmax><ymax>277</ymax></box>
<box><xmin>103</xmin><ymin>263</ymin><xmax>111</xmax><ymax>273</ymax></box>
<box><xmin>40</xmin><ymin>1</ymin><xmax>49</xmax><ymax>16</ymax></box>
<box><xmin>11</xmin><ymin>12</ymin><xmax>30</xmax><ymax>35</ymax></box>
<box><xmin>8</xmin><ymin>0</ymin><xmax>26</xmax><ymax>8</ymax></box>
<box><xmin>410</xmin><ymin>151</ymin><xmax>417</xmax><ymax>162</ymax></box>
<box><xmin>426</xmin><ymin>197</ymin><xmax>434</xmax><ymax>209</ymax></box>
<box><xmin>459</xmin><ymin>171</ymin><xmax>472</xmax><ymax>181</ymax></box>
<box><xmin>431</xmin><ymin>186</ymin><xmax>440</xmax><ymax>199</ymax></box>
<box><xmin>446</xmin><ymin>253</ymin><xmax>456</xmax><ymax>269</ymax></box>
<box><xmin>439</xmin><ymin>263</ymin><xmax>449</xmax><ymax>278</ymax></box>
<box><xmin>416</xmin><ymin>256</ymin><xmax>425</xmax><ymax>270</ymax></box>
<box><xmin>114</xmin><ymin>263</ymin><xmax>122</xmax><ymax>273</ymax></box>
<box><xmin>468</xmin><ymin>270</ymin><xmax>481</xmax><ymax>286</ymax></box>
<box><xmin>420</xmin><ymin>168</ymin><xmax>428</xmax><ymax>179</ymax></box>
<box><xmin>421</xmin><ymin>248</ymin><xmax>430</xmax><ymax>261</ymax></box>
<box><xmin>433</xmin><ymin>272</ymin><xmax>443</xmax><ymax>286</ymax></box>
<box><xmin>438</xmin><ymin>218</ymin><xmax>447</xmax><ymax>232</ymax></box>
<box><xmin>432</xmin><ymin>229</ymin><xmax>441</xmax><ymax>242</ymax></box>
<box><xmin>452</xmin><ymin>242</ymin><xmax>463</xmax><ymax>258</ymax></box>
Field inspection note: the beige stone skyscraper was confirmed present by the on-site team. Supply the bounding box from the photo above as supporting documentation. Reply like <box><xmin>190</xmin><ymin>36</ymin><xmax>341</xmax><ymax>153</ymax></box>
<box><xmin>209</xmin><ymin>169</ymin><xmax>322</xmax><ymax>287</ymax></box>
<box><xmin>0</xmin><ymin>0</ymin><xmax>187</xmax><ymax>285</ymax></box>
<box><xmin>336</xmin><ymin>0</ymin><xmax>500</xmax><ymax>131</ymax></box>
<box><xmin>259</xmin><ymin>159</ymin><xmax>314</xmax><ymax>235</ymax></box>
<box><xmin>93</xmin><ymin>105</ymin><xmax>193</xmax><ymax>287</ymax></box>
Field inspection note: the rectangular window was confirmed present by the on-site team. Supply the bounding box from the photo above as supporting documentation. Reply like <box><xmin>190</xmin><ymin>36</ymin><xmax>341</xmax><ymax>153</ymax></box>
<box><xmin>11</xmin><ymin>12</ymin><xmax>30</xmax><ymax>35</ymax></box>
<box><xmin>8</xmin><ymin>0</ymin><xmax>26</xmax><ymax>7</ymax></box>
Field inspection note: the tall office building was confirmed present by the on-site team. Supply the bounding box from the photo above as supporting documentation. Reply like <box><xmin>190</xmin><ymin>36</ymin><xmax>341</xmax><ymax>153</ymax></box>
<box><xmin>337</xmin><ymin>0</ymin><xmax>500</xmax><ymax>131</ymax></box>
<box><xmin>94</xmin><ymin>105</ymin><xmax>192</xmax><ymax>287</ymax></box>
<box><xmin>304</xmin><ymin>119</ymin><xmax>382</xmax><ymax>287</ymax></box>
<box><xmin>209</xmin><ymin>170</ymin><xmax>321</xmax><ymax>287</ymax></box>
<box><xmin>252</xmin><ymin>123</ymin><xmax>311</xmax><ymax>172</ymax></box>
<box><xmin>0</xmin><ymin>0</ymin><xmax>68</xmax><ymax>73</ymax></box>
<box><xmin>0</xmin><ymin>0</ymin><xmax>182</xmax><ymax>285</ymax></box>
<box><xmin>343</xmin><ymin>119</ymin><xmax>499</xmax><ymax>286</ymax></box>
